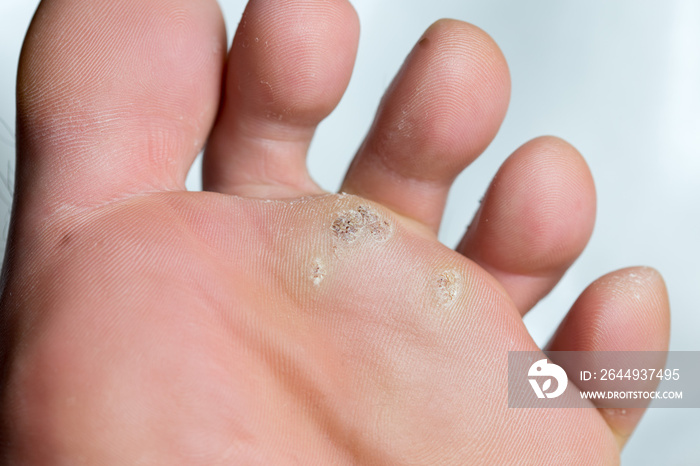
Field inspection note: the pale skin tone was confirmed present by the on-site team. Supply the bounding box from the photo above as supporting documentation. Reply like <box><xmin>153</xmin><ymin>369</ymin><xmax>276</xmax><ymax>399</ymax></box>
<box><xmin>0</xmin><ymin>0</ymin><xmax>670</xmax><ymax>464</ymax></box>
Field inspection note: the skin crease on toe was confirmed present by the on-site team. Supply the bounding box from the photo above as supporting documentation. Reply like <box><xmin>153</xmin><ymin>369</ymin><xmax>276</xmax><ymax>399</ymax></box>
<box><xmin>14</xmin><ymin>0</ymin><xmax>227</xmax><ymax>219</ymax></box>
<box><xmin>547</xmin><ymin>266</ymin><xmax>670</xmax><ymax>447</ymax></box>
<box><xmin>0</xmin><ymin>0</ymin><xmax>669</xmax><ymax>464</ymax></box>
<box><xmin>341</xmin><ymin>19</ymin><xmax>511</xmax><ymax>233</ymax></box>
<box><xmin>203</xmin><ymin>0</ymin><xmax>360</xmax><ymax>198</ymax></box>
<box><xmin>458</xmin><ymin>136</ymin><xmax>597</xmax><ymax>315</ymax></box>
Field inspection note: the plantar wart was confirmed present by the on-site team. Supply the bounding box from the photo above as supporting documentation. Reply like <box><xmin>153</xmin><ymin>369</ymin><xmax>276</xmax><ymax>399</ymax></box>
<box><xmin>331</xmin><ymin>210</ymin><xmax>363</xmax><ymax>243</ymax></box>
<box><xmin>310</xmin><ymin>259</ymin><xmax>326</xmax><ymax>286</ymax></box>
<box><xmin>357</xmin><ymin>205</ymin><xmax>392</xmax><ymax>242</ymax></box>
<box><xmin>437</xmin><ymin>270</ymin><xmax>461</xmax><ymax>303</ymax></box>
<box><xmin>331</xmin><ymin>205</ymin><xmax>393</xmax><ymax>244</ymax></box>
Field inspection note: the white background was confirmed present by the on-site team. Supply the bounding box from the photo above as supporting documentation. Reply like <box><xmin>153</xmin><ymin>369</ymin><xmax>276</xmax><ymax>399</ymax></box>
<box><xmin>1</xmin><ymin>1</ymin><xmax>699</xmax><ymax>463</ymax></box>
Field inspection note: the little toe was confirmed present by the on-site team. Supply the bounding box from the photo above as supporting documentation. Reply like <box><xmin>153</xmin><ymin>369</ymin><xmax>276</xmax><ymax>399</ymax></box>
<box><xmin>341</xmin><ymin>19</ymin><xmax>510</xmax><ymax>233</ymax></box>
<box><xmin>203</xmin><ymin>0</ymin><xmax>360</xmax><ymax>198</ymax></box>
<box><xmin>457</xmin><ymin>136</ymin><xmax>596</xmax><ymax>314</ymax></box>
<box><xmin>546</xmin><ymin>267</ymin><xmax>670</xmax><ymax>448</ymax></box>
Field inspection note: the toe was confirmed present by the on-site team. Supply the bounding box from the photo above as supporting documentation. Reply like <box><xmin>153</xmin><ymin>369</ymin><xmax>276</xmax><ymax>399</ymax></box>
<box><xmin>16</xmin><ymin>0</ymin><xmax>226</xmax><ymax>217</ymax></box>
<box><xmin>546</xmin><ymin>267</ymin><xmax>670</xmax><ymax>447</ymax></box>
<box><xmin>457</xmin><ymin>136</ymin><xmax>596</xmax><ymax>314</ymax></box>
<box><xmin>203</xmin><ymin>0</ymin><xmax>360</xmax><ymax>198</ymax></box>
<box><xmin>341</xmin><ymin>19</ymin><xmax>510</xmax><ymax>233</ymax></box>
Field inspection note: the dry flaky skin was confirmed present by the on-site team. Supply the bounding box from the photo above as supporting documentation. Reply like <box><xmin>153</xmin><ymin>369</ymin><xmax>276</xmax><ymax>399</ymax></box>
<box><xmin>0</xmin><ymin>192</ymin><xmax>620</xmax><ymax>465</ymax></box>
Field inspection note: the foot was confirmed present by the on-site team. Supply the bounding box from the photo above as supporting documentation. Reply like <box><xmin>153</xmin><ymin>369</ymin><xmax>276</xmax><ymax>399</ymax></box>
<box><xmin>2</xmin><ymin>0</ymin><xmax>669</xmax><ymax>464</ymax></box>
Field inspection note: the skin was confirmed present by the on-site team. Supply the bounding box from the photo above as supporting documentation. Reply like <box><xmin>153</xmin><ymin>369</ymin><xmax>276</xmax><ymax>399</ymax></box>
<box><xmin>0</xmin><ymin>0</ymin><xmax>669</xmax><ymax>464</ymax></box>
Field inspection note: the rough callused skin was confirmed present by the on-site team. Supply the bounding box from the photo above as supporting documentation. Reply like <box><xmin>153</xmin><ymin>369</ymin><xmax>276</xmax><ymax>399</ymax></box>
<box><xmin>1</xmin><ymin>192</ymin><xmax>618</xmax><ymax>464</ymax></box>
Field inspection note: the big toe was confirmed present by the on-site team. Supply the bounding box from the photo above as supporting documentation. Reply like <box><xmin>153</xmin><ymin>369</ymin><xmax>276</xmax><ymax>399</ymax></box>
<box><xmin>15</xmin><ymin>0</ymin><xmax>226</xmax><ymax>220</ymax></box>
